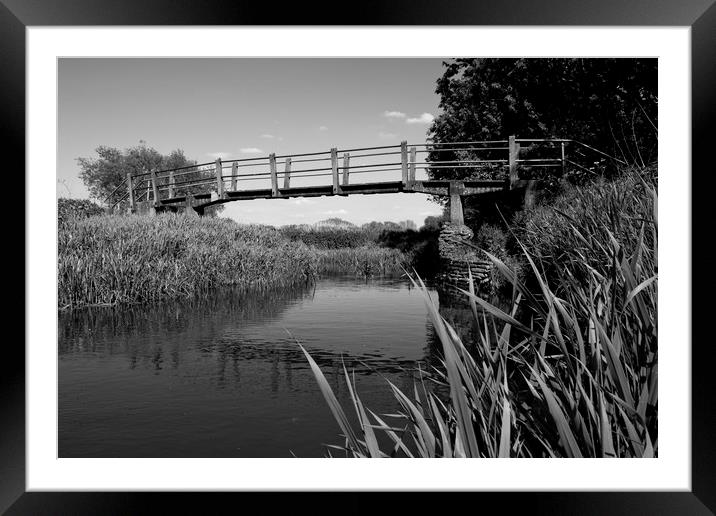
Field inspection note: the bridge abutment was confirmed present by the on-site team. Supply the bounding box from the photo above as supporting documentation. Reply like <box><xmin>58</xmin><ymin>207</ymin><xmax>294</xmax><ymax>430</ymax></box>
<box><xmin>437</xmin><ymin>223</ymin><xmax>491</xmax><ymax>292</ymax></box>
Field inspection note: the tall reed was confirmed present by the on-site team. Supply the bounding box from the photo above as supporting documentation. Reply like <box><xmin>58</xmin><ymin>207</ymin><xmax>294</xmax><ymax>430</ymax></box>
<box><xmin>314</xmin><ymin>246</ymin><xmax>407</xmax><ymax>276</ymax></box>
<box><xmin>58</xmin><ymin>214</ymin><xmax>318</xmax><ymax>310</ymax></box>
<box><xmin>301</xmin><ymin>167</ymin><xmax>657</xmax><ymax>458</ymax></box>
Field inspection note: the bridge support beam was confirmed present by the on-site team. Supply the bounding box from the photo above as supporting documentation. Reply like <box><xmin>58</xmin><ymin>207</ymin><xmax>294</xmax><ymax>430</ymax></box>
<box><xmin>449</xmin><ymin>194</ymin><xmax>464</xmax><ymax>225</ymax></box>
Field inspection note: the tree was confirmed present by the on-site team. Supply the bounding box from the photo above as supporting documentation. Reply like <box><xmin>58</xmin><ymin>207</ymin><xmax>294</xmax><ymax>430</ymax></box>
<box><xmin>77</xmin><ymin>141</ymin><xmax>222</xmax><ymax>215</ymax></box>
<box><xmin>77</xmin><ymin>141</ymin><xmax>196</xmax><ymax>207</ymax></box>
<box><xmin>427</xmin><ymin>58</ymin><xmax>658</xmax><ymax>180</ymax></box>
<box><xmin>425</xmin><ymin>58</ymin><xmax>657</xmax><ymax>229</ymax></box>
<box><xmin>422</xmin><ymin>215</ymin><xmax>445</xmax><ymax>231</ymax></box>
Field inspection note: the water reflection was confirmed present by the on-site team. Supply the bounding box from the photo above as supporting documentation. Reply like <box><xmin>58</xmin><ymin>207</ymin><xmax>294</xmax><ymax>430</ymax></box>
<box><xmin>59</xmin><ymin>275</ymin><xmax>497</xmax><ymax>458</ymax></box>
<box><xmin>59</xmin><ymin>276</ymin><xmax>443</xmax><ymax>457</ymax></box>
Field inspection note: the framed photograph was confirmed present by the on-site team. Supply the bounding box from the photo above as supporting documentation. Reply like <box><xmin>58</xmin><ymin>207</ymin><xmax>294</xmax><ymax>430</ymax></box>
<box><xmin>8</xmin><ymin>0</ymin><xmax>712</xmax><ymax>513</ymax></box>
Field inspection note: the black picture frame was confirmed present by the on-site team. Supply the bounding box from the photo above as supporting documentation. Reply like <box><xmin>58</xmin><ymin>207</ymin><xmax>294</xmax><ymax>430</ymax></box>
<box><xmin>5</xmin><ymin>1</ymin><xmax>712</xmax><ymax>513</ymax></box>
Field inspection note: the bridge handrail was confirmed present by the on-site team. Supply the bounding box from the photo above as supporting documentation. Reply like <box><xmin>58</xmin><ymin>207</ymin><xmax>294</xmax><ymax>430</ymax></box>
<box><xmin>105</xmin><ymin>137</ymin><xmax>623</xmax><ymax>211</ymax></box>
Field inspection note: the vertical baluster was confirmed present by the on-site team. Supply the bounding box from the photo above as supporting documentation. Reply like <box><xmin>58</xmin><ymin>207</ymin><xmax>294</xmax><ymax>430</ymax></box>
<box><xmin>408</xmin><ymin>146</ymin><xmax>417</xmax><ymax>185</ymax></box>
<box><xmin>400</xmin><ymin>141</ymin><xmax>408</xmax><ymax>186</ymax></box>
<box><xmin>215</xmin><ymin>158</ymin><xmax>224</xmax><ymax>198</ymax></box>
<box><xmin>126</xmin><ymin>172</ymin><xmax>135</xmax><ymax>213</ymax></box>
<box><xmin>283</xmin><ymin>157</ymin><xmax>292</xmax><ymax>190</ymax></box>
<box><xmin>269</xmin><ymin>153</ymin><xmax>278</xmax><ymax>197</ymax></box>
<box><xmin>342</xmin><ymin>153</ymin><xmax>350</xmax><ymax>186</ymax></box>
<box><xmin>168</xmin><ymin>170</ymin><xmax>175</xmax><ymax>198</ymax></box>
<box><xmin>331</xmin><ymin>148</ymin><xmax>340</xmax><ymax>194</ymax></box>
<box><xmin>231</xmin><ymin>161</ymin><xmax>238</xmax><ymax>191</ymax></box>
<box><xmin>150</xmin><ymin>170</ymin><xmax>160</xmax><ymax>205</ymax></box>
<box><xmin>508</xmin><ymin>135</ymin><xmax>520</xmax><ymax>188</ymax></box>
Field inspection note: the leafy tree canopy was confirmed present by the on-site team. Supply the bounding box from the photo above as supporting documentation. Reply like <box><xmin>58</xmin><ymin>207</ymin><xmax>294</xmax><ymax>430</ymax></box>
<box><xmin>77</xmin><ymin>141</ymin><xmax>196</xmax><ymax>207</ymax></box>
<box><xmin>428</xmin><ymin>58</ymin><xmax>657</xmax><ymax>180</ymax></box>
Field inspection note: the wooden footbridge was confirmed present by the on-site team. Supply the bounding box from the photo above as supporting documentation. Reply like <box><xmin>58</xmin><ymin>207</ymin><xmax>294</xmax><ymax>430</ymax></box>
<box><xmin>107</xmin><ymin>137</ymin><xmax>616</xmax><ymax>224</ymax></box>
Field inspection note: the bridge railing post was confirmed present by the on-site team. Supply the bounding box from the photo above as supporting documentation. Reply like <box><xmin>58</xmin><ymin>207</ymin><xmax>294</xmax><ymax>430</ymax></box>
<box><xmin>150</xmin><ymin>170</ymin><xmax>160</xmax><ymax>206</ymax></box>
<box><xmin>168</xmin><ymin>170</ymin><xmax>175</xmax><ymax>198</ymax></box>
<box><xmin>400</xmin><ymin>141</ymin><xmax>408</xmax><ymax>186</ymax></box>
<box><xmin>283</xmin><ymin>157</ymin><xmax>292</xmax><ymax>190</ymax></box>
<box><xmin>331</xmin><ymin>148</ymin><xmax>340</xmax><ymax>195</ymax></box>
<box><xmin>342</xmin><ymin>153</ymin><xmax>350</xmax><ymax>186</ymax></box>
<box><xmin>508</xmin><ymin>135</ymin><xmax>520</xmax><ymax>188</ymax></box>
<box><xmin>408</xmin><ymin>146</ymin><xmax>417</xmax><ymax>185</ymax></box>
<box><xmin>269</xmin><ymin>153</ymin><xmax>278</xmax><ymax>197</ymax></box>
<box><xmin>231</xmin><ymin>161</ymin><xmax>238</xmax><ymax>191</ymax></box>
<box><xmin>126</xmin><ymin>172</ymin><xmax>135</xmax><ymax>213</ymax></box>
<box><xmin>215</xmin><ymin>158</ymin><xmax>225</xmax><ymax>198</ymax></box>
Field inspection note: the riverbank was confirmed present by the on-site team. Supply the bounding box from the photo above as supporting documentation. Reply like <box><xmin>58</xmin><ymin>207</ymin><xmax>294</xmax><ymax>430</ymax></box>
<box><xmin>304</xmin><ymin>165</ymin><xmax>658</xmax><ymax>458</ymax></box>
<box><xmin>58</xmin><ymin>213</ymin><xmax>410</xmax><ymax>310</ymax></box>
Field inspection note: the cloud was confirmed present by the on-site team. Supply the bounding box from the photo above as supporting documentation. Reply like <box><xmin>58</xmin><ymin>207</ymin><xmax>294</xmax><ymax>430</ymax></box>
<box><xmin>378</xmin><ymin>131</ymin><xmax>397</xmax><ymax>140</ymax></box>
<box><xmin>292</xmin><ymin>198</ymin><xmax>316</xmax><ymax>206</ymax></box>
<box><xmin>239</xmin><ymin>147</ymin><xmax>264</xmax><ymax>154</ymax></box>
<box><xmin>207</xmin><ymin>152</ymin><xmax>231</xmax><ymax>160</ymax></box>
<box><xmin>406</xmin><ymin>113</ymin><xmax>435</xmax><ymax>125</ymax></box>
<box><xmin>259</xmin><ymin>134</ymin><xmax>275</xmax><ymax>139</ymax></box>
<box><xmin>318</xmin><ymin>125</ymin><xmax>328</xmax><ymax>131</ymax></box>
<box><xmin>383</xmin><ymin>110</ymin><xmax>406</xmax><ymax>119</ymax></box>
<box><xmin>323</xmin><ymin>209</ymin><xmax>348</xmax><ymax>215</ymax></box>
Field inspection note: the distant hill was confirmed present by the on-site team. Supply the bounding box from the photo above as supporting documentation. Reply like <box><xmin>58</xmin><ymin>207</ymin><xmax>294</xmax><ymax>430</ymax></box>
<box><xmin>314</xmin><ymin>218</ymin><xmax>357</xmax><ymax>230</ymax></box>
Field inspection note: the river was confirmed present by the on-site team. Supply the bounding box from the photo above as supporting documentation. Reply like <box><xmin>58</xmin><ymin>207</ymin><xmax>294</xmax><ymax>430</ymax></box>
<box><xmin>59</xmin><ymin>274</ymin><xmax>477</xmax><ymax>458</ymax></box>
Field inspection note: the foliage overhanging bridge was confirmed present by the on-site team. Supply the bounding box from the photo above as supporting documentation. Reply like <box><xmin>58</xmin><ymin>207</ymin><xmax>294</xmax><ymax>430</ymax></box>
<box><xmin>106</xmin><ymin>137</ymin><xmax>620</xmax><ymax>224</ymax></box>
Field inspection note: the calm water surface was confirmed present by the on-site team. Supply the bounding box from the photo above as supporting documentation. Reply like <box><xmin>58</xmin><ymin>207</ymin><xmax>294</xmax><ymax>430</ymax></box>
<box><xmin>59</xmin><ymin>275</ymin><xmax>477</xmax><ymax>457</ymax></box>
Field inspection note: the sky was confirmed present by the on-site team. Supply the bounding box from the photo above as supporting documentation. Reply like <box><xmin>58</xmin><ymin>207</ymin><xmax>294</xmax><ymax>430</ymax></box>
<box><xmin>57</xmin><ymin>58</ymin><xmax>449</xmax><ymax>227</ymax></box>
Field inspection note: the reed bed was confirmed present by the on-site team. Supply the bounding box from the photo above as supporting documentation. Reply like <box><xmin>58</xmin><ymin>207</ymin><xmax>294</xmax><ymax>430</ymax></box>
<box><xmin>301</xmin><ymin>166</ymin><xmax>657</xmax><ymax>458</ymax></box>
<box><xmin>314</xmin><ymin>246</ymin><xmax>408</xmax><ymax>276</ymax></box>
<box><xmin>58</xmin><ymin>214</ymin><xmax>413</xmax><ymax>310</ymax></box>
<box><xmin>58</xmin><ymin>214</ymin><xmax>318</xmax><ymax>310</ymax></box>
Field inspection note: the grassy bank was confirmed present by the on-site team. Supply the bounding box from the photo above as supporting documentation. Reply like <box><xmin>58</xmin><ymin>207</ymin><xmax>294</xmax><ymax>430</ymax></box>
<box><xmin>58</xmin><ymin>214</ymin><xmax>410</xmax><ymax>310</ymax></box>
<box><xmin>302</xmin><ymin>166</ymin><xmax>657</xmax><ymax>458</ymax></box>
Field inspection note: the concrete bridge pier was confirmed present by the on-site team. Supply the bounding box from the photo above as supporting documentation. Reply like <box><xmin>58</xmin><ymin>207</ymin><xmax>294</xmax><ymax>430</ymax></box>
<box><xmin>439</xmin><ymin>193</ymin><xmax>491</xmax><ymax>293</ymax></box>
<box><xmin>437</xmin><ymin>222</ymin><xmax>492</xmax><ymax>293</ymax></box>
<box><xmin>449</xmin><ymin>193</ymin><xmax>464</xmax><ymax>225</ymax></box>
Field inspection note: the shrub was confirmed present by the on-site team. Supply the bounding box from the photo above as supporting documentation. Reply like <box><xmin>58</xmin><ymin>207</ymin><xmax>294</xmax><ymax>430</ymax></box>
<box><xmin>279</xmin><ymin>225</ymin><xmax>372</xmax><ymax>249</ymax></box>
<box><xmin>58</xmin><ymin>198</ymin><xmax>104</xmax><ymax>223</ymax></box>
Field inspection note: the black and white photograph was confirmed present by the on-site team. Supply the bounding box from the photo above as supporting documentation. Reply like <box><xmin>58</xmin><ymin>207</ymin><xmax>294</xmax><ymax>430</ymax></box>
<box><xmin>56</xmin><ymin>56</ymin><xmax>658</xmax><ymax>460</ymax></box>
<box><xmin>4</xmin><ymin>4</ymin><xmax>707</xmax><ymax>509</ymax></box>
